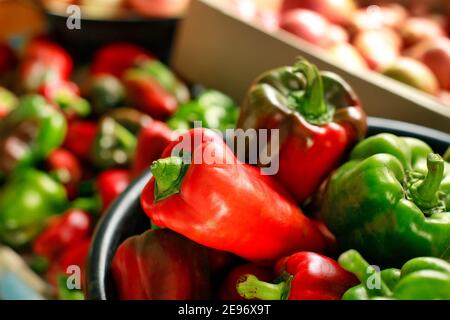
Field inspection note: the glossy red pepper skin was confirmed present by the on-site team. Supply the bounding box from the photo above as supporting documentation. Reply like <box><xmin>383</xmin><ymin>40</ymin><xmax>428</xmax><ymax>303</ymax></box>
<box><xmin>276</xmin><ymin>252</ymin><xmax>358</xmax><ymax>300</ymax></box>
<box><xmin>141</xmin><ymin>128</ymin><xmax>327</xmax><ymax>264</ymax></box>
<box><xmin>132</xmin><ymin>121</ymin><xmax>176</xmax><ymax>178</ymax></box>
<box><xmin>237</xmin><ymin>61</ymin><xmax>367</xmax><ymax>203</ymax></box>
<box><xmin>220</xmin><ymin>264</ymin><xmax>273</xmax><ymax>300</ymax></box>
<box><xmin>47</xmin><ymin>238</ymin><xmax>91</xmax><ymax>288</ymax></box>
<box><xmin>112</xmin><ymin>229</ymin><xmax>211</xmax><ymax>300</ymax></box>
<box><xmin>19</xmin><ymin>39</ymin><xmax>73</xmax><ymax>92</ymax></box>
<box><xmin>46</xmin><ymin>148</ymin><xmax>82</xmax><ymax>199</ymax></box>
<box><xmin>33</xmin><ymin>209</ymin><xmax>92</xmax><ymax>261</ymax></box>
<box><xmin>123</xmin><ymin>74</ymin><xmax>178</xmax><ymax>120</ymax></box>
<box><xmin>63</xmin><ymin>121</ymin><xmax>97</xmax><ymax>161</ymax></box>
<box><xmin>237</xmin><ymin>252</ymin><xmax>358</xmax><ymax>300</ymax></box>
<box><xmin>91</xmin><ymin>43</ymin><xmax>153</xmax><ymax>78</ymax></box>
<box><xmin>96</xmin><ymin>169</ymin><xmax>131</xmax><ymax>212</ymax></box>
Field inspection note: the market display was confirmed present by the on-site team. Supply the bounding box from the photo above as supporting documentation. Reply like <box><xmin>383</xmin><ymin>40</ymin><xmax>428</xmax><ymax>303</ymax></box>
<box><xmin>234</xmin><ymin>0</ymin><xmax>450</xmax><ymax>106</ymax></box>
<box><xmin>0</xmin><ymin>0</ymin><xmax>449</xmax><ymax>302</ymax></box>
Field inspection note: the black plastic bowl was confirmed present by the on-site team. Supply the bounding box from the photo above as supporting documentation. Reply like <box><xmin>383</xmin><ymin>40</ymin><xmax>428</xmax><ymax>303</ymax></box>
<box><xmin>85</xmin><ymin>117</ymin><xmax>450</xmax><ymax>300</ymax></box>
<box><xmin>46</xmin><ymin>13</ymin><xmax>178</xmax><ymax>63</ymax></box>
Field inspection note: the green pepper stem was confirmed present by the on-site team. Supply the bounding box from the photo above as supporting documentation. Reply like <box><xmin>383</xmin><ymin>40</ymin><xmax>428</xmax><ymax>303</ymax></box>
<box><xmin>113</xmin><ymin>121</ymin><xmax>137</xmax><ymax>152</ymax></box>
<box><xmin>236</xmin><ymin>275</ymin><xmax>288</xmax><ymax>300</ymax></box>
<box><xmin>443</xmin><ymin>147</ymin><xmax>450</xmax><ymax>162</ymax></box>
<box><xmin>70</xmin><ymin>196</ymin><xmax>102</xmax><ymax>215</ymax></box>
<box><xmin>295</xmin><ymin>60</ymin><xmax>328</xmax><ymax>119</ymax></box>
<box><xmin>338</xmin><ymin>250</ymin><xmax>392</xmax><ymax>298</ymax></box>
<box><xmin>412</xmin><ymin>153</ymin><xmax>444</xmax><ymax>206</ymax></box>
<box><xmin>151</xmin><ymin>156</ymin><xmax>188</xmax><ymax>202</ymax></box>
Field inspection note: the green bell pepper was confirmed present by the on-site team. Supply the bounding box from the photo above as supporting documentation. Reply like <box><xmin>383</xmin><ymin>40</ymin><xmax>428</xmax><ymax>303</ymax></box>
<box><xmin>87</xmin><ymin>74</ymin><xmax>126</xmax><ymax>115</ymax></box>
<box><xmin>0</xmin><ymin>95</ymin><xmax>67</xmax><ymax>176</ymax></box>
<box><xmin>91</xmin><ymin>108</ymin><xmax>151</xmax><ymax>169</ymax></box>
<box><xmin>0</xmin><ymin>169</ymin><xmax>67</xmax><ymax>248</ymax></box>
<box><xmin>339</xmin><ymin>250</ymin><xmax>450</xmax><ymax>300</ymax></box>
<box><xmin>167</xmin><ymin>90</ymin><xmax>239</xmax><ymax>132</ymax></box>
<box><xmin>321</xmin><ymin>133</ymin><xmax>450</xmax><ymax>266</ymax></box>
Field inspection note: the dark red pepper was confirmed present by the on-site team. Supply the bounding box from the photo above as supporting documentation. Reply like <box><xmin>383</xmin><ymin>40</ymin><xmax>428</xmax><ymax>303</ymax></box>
<box><xmin>237</xmin><ymin>60</ymin><xmax>367</xmax><ymax>203</ymax></box>
<box><xmin>112</xmin><ymin>228</ymin><xmax>211</xmax><ymax>300</ymax></box>
<box><xmin>96</xmin><ymin>169</ymin><xmax>131</xmax><ymax>212</ymax></box>
<box><xmin>220</xmin><ymin>264</ymin><xmax>273</xmax><ymax>300</ymax></box>
<box><xmin>237</xmin><ymin>252</ymin><xmax>358</xmax><ymax>300</ymax></box>
<box><xmin>91</xmin><ymin>43</ymin><xmax>153</xmax><ymax>78</ymax></box>
<box><xmin>46</xmin><ymin>148</ymin><xmax>82</xmax><ymax>199</ymax></box>
<box><xmin>33</xmin><ymin>209</ymin><xmax>92</xmax><ymax>262</ymax></box>
<box><xmin>63</xmin><ymin>120</ymin><xmax>97</xmax><ymax>161</ymax></box>
<box><xmin>131</xmin><ymin>121</ymin><xmax>176</xmax><ymax>178</ymax></box>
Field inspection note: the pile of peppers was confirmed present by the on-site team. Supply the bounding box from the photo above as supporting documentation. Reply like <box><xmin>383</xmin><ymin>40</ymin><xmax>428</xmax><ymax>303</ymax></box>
<box><xmin>0</xmin><ymin>35</ymin><xmax>448</xmax><ymax>301</ymax></box>
<box><xmin>0</xmin><ymin>39</ymin><xmax>239</xmax><ymax>300</ymax></box>
<box><xmin>113</xmin><ymin>59</ymin><xmax>450</xmax><ymax>301</ymax></box>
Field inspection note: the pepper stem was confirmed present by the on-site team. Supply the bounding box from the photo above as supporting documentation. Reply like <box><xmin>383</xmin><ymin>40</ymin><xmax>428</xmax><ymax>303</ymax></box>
<box><xmin>443</xmin><ymin>147</ymin><xmax>450</xmax><ymax>162</ymax></box>
<box><xmin>151</xmin><ymin>156</ymin><xmax>188</xmax><ymax>202</ymax></box>
<box><xmin>338</xmin><ymin>250</ymin><xmax>392</xmax><ymax>298</ymax></box>
<box><xmin>295</xmin><ymin>60</ymin><xmax>328</xmax><ymax>121</ymax></box>
<box><xmin>411</xmin><ymin>153</ymin><xmax>444</xmax><ymax>209</ymax></box>
<box><xmin>236</xmin><ymin>275</ymin><xmax>288</xmax><ymax>300</ymax></box>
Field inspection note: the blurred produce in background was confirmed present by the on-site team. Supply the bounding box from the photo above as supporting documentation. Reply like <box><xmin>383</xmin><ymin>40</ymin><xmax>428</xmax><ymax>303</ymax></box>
<box><xmin>0</xmin><ymin>28</ymin><xmax>239</xmax><ymax>298</ymax></box>
<box><xmin>41</xmin><ymin>0</ymin><xmax>191</xmax><ymax>19</ymax></box>
<box><xmin>225</xmin><ymin>0</ymin><xmax>450</xmax><ymax>106</ymax></box>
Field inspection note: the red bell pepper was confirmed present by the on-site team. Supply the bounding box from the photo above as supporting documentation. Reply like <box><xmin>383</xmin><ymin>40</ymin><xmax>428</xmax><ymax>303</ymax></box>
<box><xmin>237</xmin><ymin>252</ymin><xmax>358</xmax><ymax>300</ymax></box>
<box><xmin>131</xmin><ymin>121</ymin><xmax>176</xmax><ymax>178</ymax></box>
<box><xmin>123</xmin><ymin>71</ymin><xmax>178</xmax><ymax>120</ymax></box>
<box><xmin>63</xmin><ymin>120</ymin><xmax>97</xmax><ymax>161</ymax></box>
<box><xmin>91</xmin><ymin>43</ymin><xmax>153</xmax><ymax>78</ymax></box>
<box><xmin>220</xmin><ymin>264</ymin><xmax>273</xmax><ymax>300</ymax></box>
<box><xmin>237</xmin><ymin>60</ymin><xmax>367</xmax><ymax>203</ymax></box>
<box><xmin>112</xmin><ymin>228</ymin><xmax>211</xmax><ymax>300</ymax></box>
<box><xmin>19</xmin><ymin>39</ymin><xmax>73</xmax><ymax>92</ymax></box>
<box><xmin>33</xmin><ymin>209</ymin><xmax>92</xmax><ymax>262</ymax></box>
<box><xmin>39</xmin><ymin>81</ymin><xmax>90</xmax><ymax>119</ymax></box>
<box><xmin>96</xmin><ymin>169</ymin><xmax>131</xmax><ymax>212</ymax></box>
<box><xmin>46</xmin><ymin>148</ymin><xmax>82</xmax><ymax>199</ymax></box>
<box><xmin>141</xmin><ymin>128</ymin><xmax>327</xmax><ymax>264</ymax></box>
